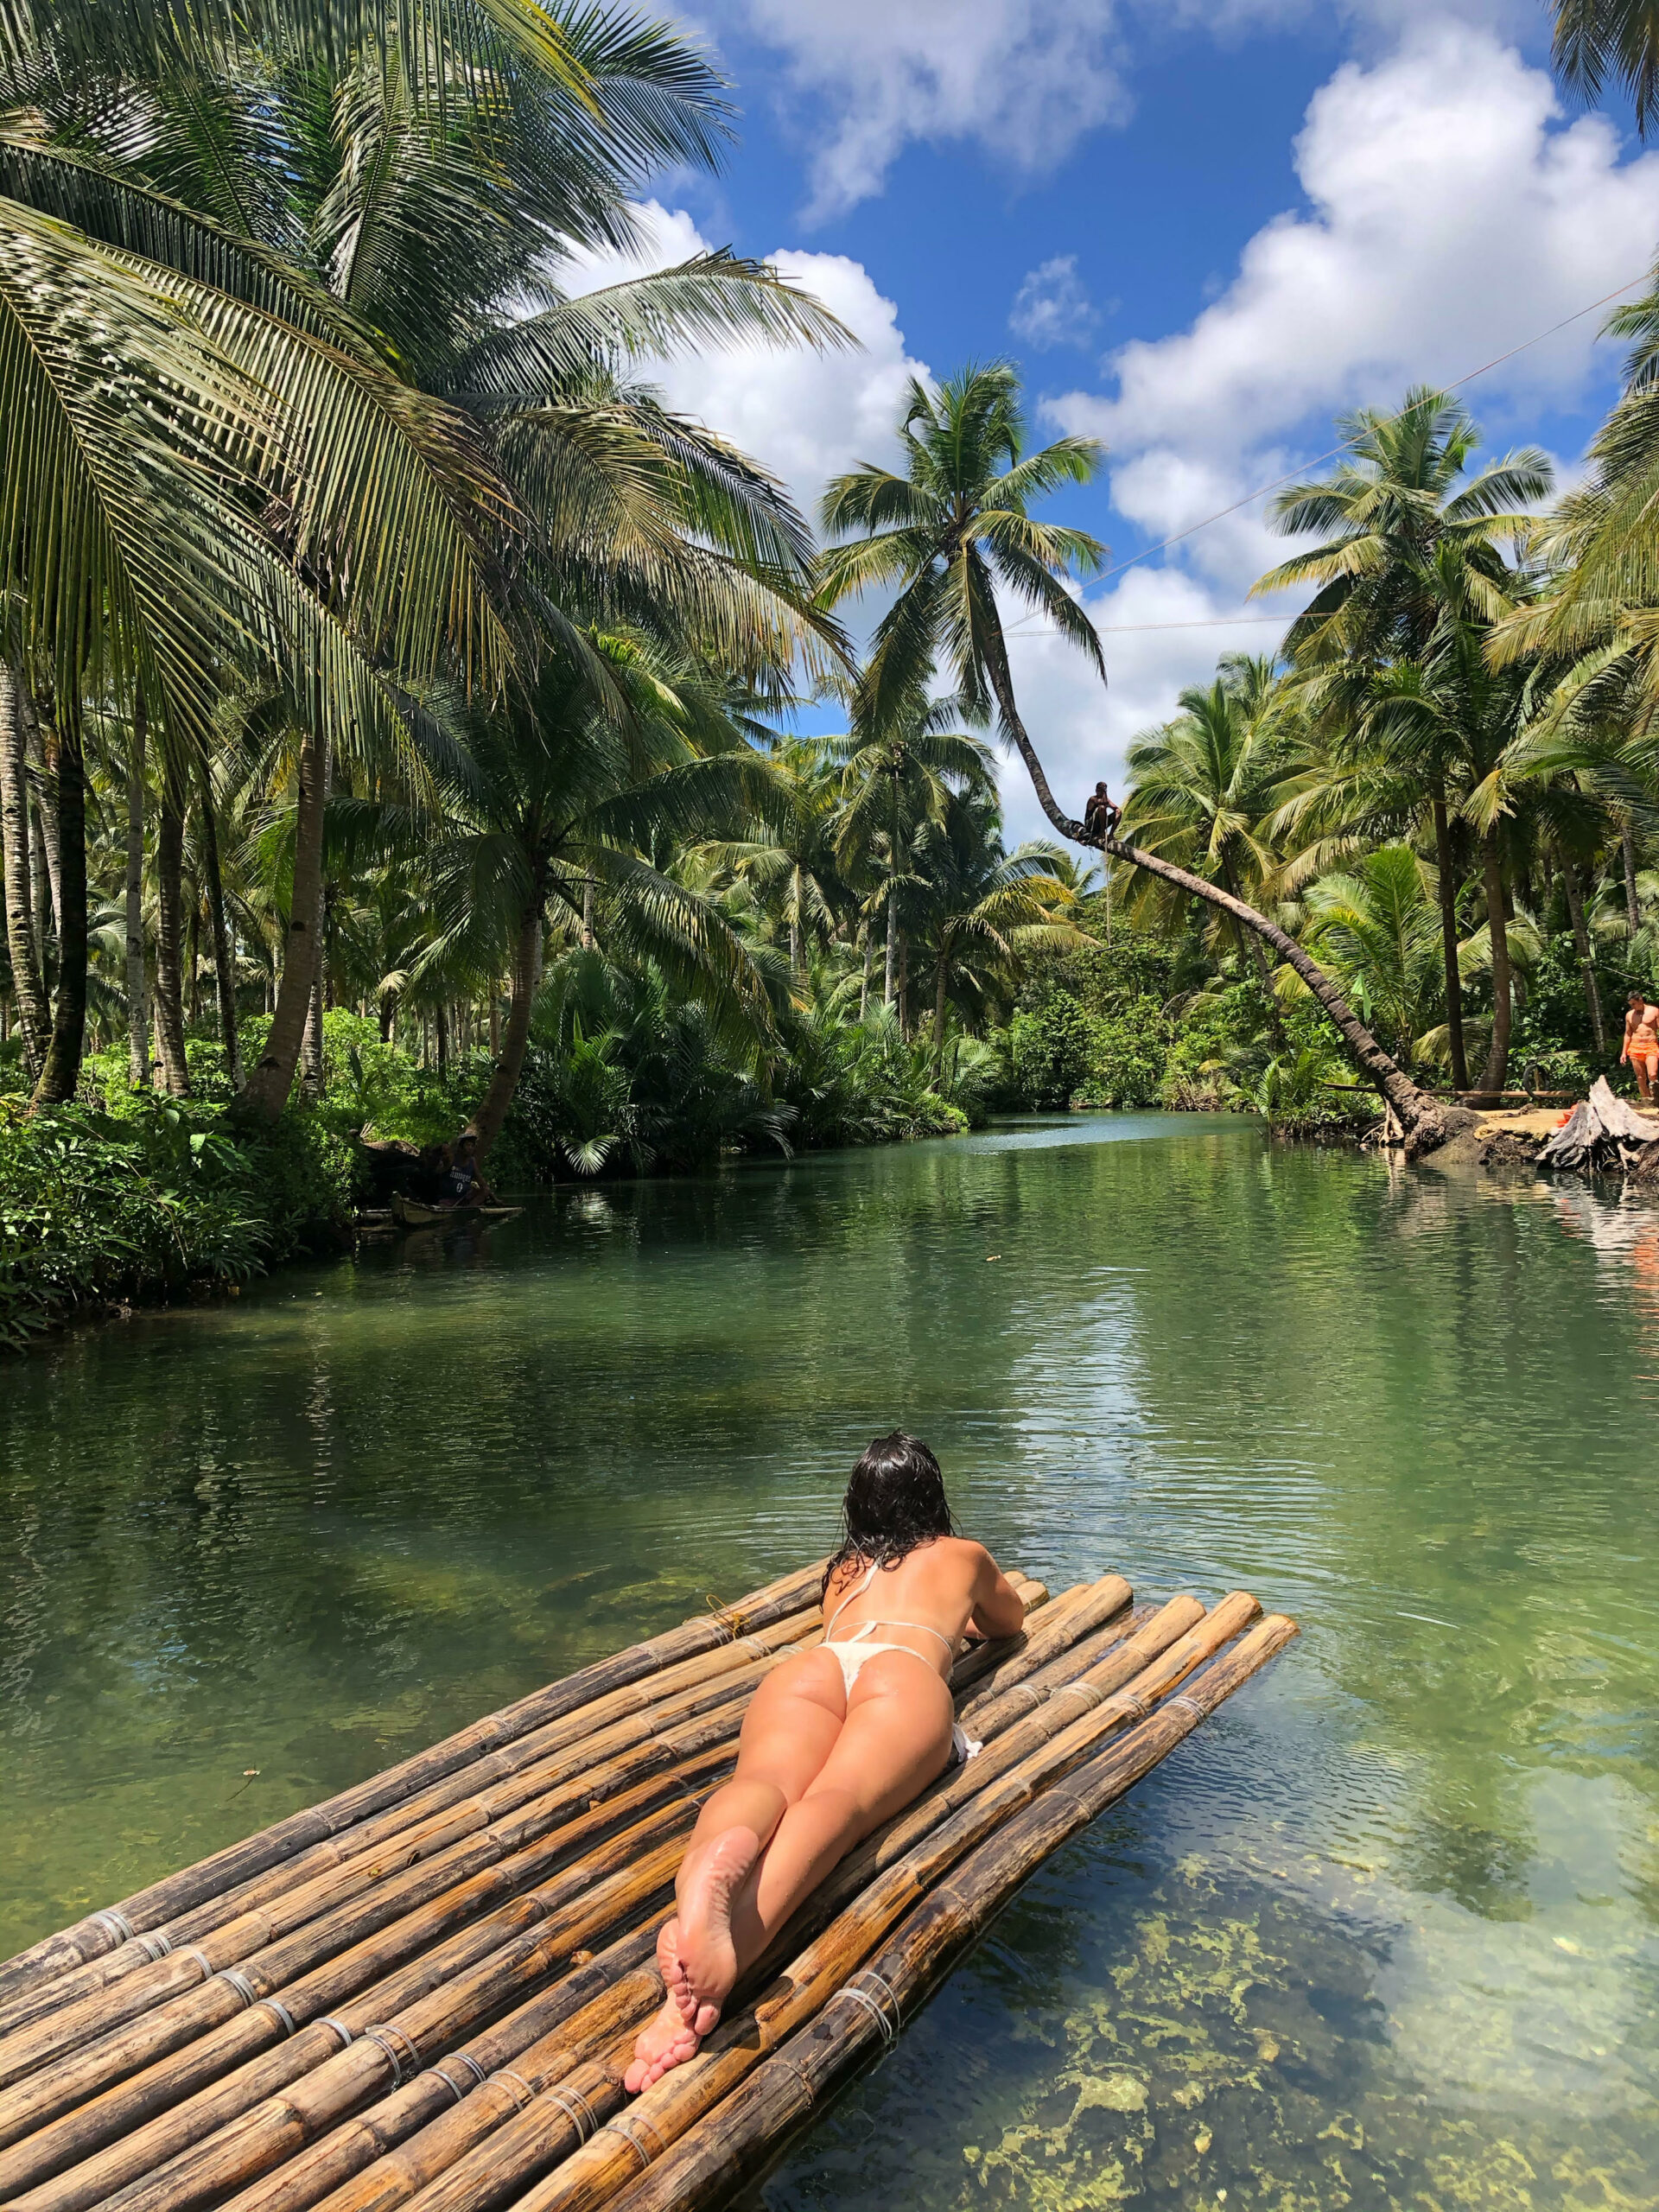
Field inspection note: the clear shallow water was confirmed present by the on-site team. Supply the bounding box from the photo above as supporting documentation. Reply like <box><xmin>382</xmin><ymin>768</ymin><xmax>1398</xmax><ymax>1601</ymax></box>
<box><xmin>2</xmin><ymin>1115</ymin><xmax>1656</xmax><ymax>2211</ymax></box>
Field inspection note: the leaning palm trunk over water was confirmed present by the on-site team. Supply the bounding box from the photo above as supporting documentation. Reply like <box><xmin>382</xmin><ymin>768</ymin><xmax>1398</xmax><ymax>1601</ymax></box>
<box><xmin>995</xmin><ymin>683</ymin><xmax>1469</xmax><ymax>1154</ymax></box>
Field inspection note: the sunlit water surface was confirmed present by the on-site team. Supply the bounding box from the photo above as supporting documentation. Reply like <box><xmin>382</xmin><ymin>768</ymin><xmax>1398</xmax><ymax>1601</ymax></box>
<box><xmin>3</xmin><ymin>1115</ymin><xmax>1656</xmax><ymax>2211</ymax></box>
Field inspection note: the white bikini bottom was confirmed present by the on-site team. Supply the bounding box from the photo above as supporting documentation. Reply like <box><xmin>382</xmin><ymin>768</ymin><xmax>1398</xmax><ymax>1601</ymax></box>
<box><xmin>822</xmin><ymin>1638</ymin><xmax>982</xmax><ymax>1764</ymax></box>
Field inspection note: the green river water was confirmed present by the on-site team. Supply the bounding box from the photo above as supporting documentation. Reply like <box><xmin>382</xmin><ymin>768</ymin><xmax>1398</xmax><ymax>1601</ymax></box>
<box><xmin>2</xmin><ymin>1113</ymin><xmax>1656</xmax><ymax>2210</ymax></box>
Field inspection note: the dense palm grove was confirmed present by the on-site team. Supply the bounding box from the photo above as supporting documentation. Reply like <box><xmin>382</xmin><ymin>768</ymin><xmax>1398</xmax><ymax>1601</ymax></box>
<box><xmin>6</xmin><ymin>0</ymin><xmax>1659</xmax><ymax>1338</ymax></box>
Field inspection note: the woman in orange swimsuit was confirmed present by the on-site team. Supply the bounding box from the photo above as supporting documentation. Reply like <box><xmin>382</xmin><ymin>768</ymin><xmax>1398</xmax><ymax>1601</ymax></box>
<box><xmin>626</xmin><ymin>1432</ymin><xmax>1024</xmax><ymax>2090</ymax></box>
<box><xmin>1623</xmin><ymin>991</ymin><xmax>1659</xmax><ymax>1100</ymax></box>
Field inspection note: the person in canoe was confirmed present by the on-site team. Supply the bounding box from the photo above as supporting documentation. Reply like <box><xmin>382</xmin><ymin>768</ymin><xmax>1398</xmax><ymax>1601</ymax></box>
<box><xmin>436</xmin><ymin>1132</ymin><xmax>496</xmax><ymax>1208</ymax></box>
<box><xmin>625</xmin><ymin>1432</ymin><xmax>1025</xmax><ymax>2092</ymax></box>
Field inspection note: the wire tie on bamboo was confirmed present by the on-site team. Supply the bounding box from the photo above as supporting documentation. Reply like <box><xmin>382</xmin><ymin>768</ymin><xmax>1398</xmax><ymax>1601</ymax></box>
<box><xmin>423</xmin><ymin>2050</ymin><xmax>487</xmax><ymax>2104</ymax></box>
<box><xmin>316</xmin><ymin>2017</ymin><xmax>354</xmax><ymax>2049</ymax></box>
<box><xmin>543</xmin><ymin>2083</ymin><xmax>599</xmax><ymax>2143</ymax></box>
<box><xmin>1050</xmin><ymin>1680</ymin><xmax>1102</xmax><ymax>1706</ymax></box>
<box><xmin>258</xmin><ymin>1997</ymin><xmax>297</xmax><ymax>2037</ymax></box>
<box><xmin>216</xmin><ymin>1966</ymin><xmax>259</xmax><ymax>2008</ymax></box>
<box><xmin>181</xmin><ymin>1945</ymin><xmax>215</xmax><ymax>1982</ymax></box>
<box><xmin>363</xmin><ymin>2023</ymin><xmax>422</xmax><ymax>2085</ymax></box>
<box><xmin>598</xmin><ymin>2112</ymin><xmax>668</xmax><ymax>2171</ymax></box>
<box><xmin>136</xmin><ymin>1931</ymin><xmax>174</xmax><ymax>1962</ymax></box>
<box><xmin>842</xmin><ymin>1969</ymin><xmax>902</xmax><ymax>2045</ymax></box>
<box><xmin>486</xmin><ymin>2068</ymin><xmax>536</xmax><ymax>2111</ymax></box>
<box><xmin>1166</xmin><ymin>1693</ymin><xmax>1205</xmax><ymax>1721</ymax></box>
<box><xmin>91</xmin><ymin>1910</ymin><xmax>135</xmax><ymax>1948</ymax></box>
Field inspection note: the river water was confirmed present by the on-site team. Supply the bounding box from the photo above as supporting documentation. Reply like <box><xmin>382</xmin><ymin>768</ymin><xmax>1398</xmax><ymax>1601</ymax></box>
<box><xmin>2</xmin><ymin>1115</ymin><xmax>1656</xmax><ymax>2210</ymax></box>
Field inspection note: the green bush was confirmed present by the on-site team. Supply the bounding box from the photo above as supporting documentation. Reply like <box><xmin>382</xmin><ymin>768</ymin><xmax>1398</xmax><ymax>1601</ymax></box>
<box><xmin>1007</xmin><ymin>992</ymin><xmax>1096</xmax><ymax>1109</ymax></box>
<box><xmin>0</xmin><ymin>1090</ymin><xmax>352</xmax><ymax>1350</ymax></box>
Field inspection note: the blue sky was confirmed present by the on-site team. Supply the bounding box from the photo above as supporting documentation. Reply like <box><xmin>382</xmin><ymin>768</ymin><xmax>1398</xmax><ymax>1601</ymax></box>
<box><xmin>572</xmin><ymin>0</ymin><xmax>1659</xmax><ymax>841</ymax></box>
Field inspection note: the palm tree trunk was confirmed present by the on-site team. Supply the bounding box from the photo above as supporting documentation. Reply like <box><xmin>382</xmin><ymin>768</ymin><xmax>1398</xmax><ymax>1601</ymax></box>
<box><xmin>379</xmin><ymin>989</ymin><xmax>396</xmax><ymax>1043</ymax></box>
<box><xmin>30</xmin><ymin>702</ymin><xmax>87</xmax><ymax>1108</ymax></box>
<box><xmin>196</xmin><ymin>754</ymin><xmax>240</xmax><ymax>1090</ymax></box>
<box><xmin>789</xmin><ymin>915</ymin><xmax>801</xmax><ymax>979</ymax></box>
<box><xmin>235</xmin><ymin>729</ymin><xmax>327</xmax><ymax>1123</ymax></box>
<box><xmin>1561</xmin><ymin>851</ymin><xmax>1604</xmax><ymax>1052</ymax></box>
<box><xmin>1477</xmin><ymin>829</ymin><xmax>1512</xmax><ymax>1096</ymax></box>
<box><xmin>21</xmin><ymin>685</ymin><xmax>61</xmax><ymax>947</ymax></box>
<box><xmin>154</xmin><ymin>754</ymin><xmax>191</xmax><ymax>1096</ymax></box>
<box><xmin>29</xmin><ymin>786</ymin><xmax>52</xmax><ymax>986</ymax></box>
<box><xmin>435</xmin><ymin>1001</ymin><xmax>449</xmax><ymax>1077</ymax></box>
<box><xmin>582</xmin><ymin>874</ymin><xmax>595</xmax><ymax>950</ymax></box>
<box><xmin>860</xmin><ymin>931</ymin><xmax>872</xmax><ymax>1021</ymax></box>
<box><xmin>300</xmin><ymin>973</ymin><xmax>324</xmax><ymax>1098</ymax></box>
<box><xmin>1432</xmin><ymin>795</ymin><xmax>1470</xmax><ymax>1094</ymax></box>
<box><xmin>985</xmin><ymin>670</ymin><xmax>1468</xmax><ymax>1154</ymax></box>
<box><xmin>932</xmin><ymin>950</ymin><xmax>950</xmax><ymax>1077</ymax></box>
<box><xmin>1624</xmin><ymin>822</ymin><xmax>1641</xmax><ymax>936</ymax></box>
<box><xmin>469</xmin><ymin>905</ymin><xmax>541</xmax><ymax>1159</ymax></box>
<box><xmin>124</xmin><ymin>696</ymin><xmax>149</xmax><ymax>1090</ymax></box>
<box><xmin>884</xmin><ymin>888</ymin><xmax>897</xmax><ymax>1007</ymax></box>
<box><xmin>0</xmin><ymin>662</ymin><xmax>48</xmax><ymax>1084</ymax></box>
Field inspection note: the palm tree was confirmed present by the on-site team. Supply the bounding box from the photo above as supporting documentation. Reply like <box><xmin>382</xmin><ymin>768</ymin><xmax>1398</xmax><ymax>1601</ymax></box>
<box><xmin>912</xmin><ymin>789</ymin><xmax>1084</xmax><ymax>1073</ymax></box>
<box><xmin>420</xmin><ymin>638</ymin><xmax>785</xmax><ymax>1158</ymax></box>
<box><xmin>3</xmin><ymin>3</ymin><xmax>849</xmax><ymax>1114</ymax></box>
<box><xmin>1553</xmin><ymin>0</ymin><xmax>1659</xmax><ymax>131</ymax></box>
<box><xmin>1119</xmin><ymin>657</ymin><xmax>1294</xmax><ymax>1020</ymax></box>
<box><xmin>1301</xmin><ymin>847</ymin><xmax>1445</xmax><ymax>1071</ymax></box>
<box><xmin>826</xmin><ymin>684</ymin><xmax>995</xmax><ymax>1014</ymax></box>
<box><xmin>1255</xmin><ymin>388</ymin><xmax>1550</xmax><ymax>1095</ymax></box>
<box><xmin>710</xmin><ymin>741</ymin><xmax>850</xmax><ymax>982</ymax></box>
<box><xmin>819</xmin><ymin>361</ymin><xmax>1469</xmax><ymax>1153</ymax></box>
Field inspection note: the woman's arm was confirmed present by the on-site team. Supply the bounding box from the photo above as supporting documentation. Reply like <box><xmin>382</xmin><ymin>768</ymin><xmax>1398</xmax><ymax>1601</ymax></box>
<box><xmin>966</xmin><ymin>1548</ymin><xmax>1026</xmax><ymax>1642</ymax></box>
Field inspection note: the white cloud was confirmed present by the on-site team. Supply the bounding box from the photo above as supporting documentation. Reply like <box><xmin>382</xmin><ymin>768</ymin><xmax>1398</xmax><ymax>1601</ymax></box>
<box><xmin>1010</xmin><ymin>256</ymin><xmax>1101</xmax><ymax>352</ymax></box>
<box><xmin>988</xmin><ymin>23</ymin><xmax>1659</xmax><ymax>849</ymax></box>
<box><xmin>559</xmin><ymin>200</ymin><xmax>928</xmax><ymax>521</ymax></box>
<box><xmin>702</xmin><ymin>0</ymin><xmax>1128</xmax><ymax>218</ymax></box>
<box><xmin>1054</xmin><ymin>26</ymin><xmax>1659</xmax><ymax>473</ymax></box>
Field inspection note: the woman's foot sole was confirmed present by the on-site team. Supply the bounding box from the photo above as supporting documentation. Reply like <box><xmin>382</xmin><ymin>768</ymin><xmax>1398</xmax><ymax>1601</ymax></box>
<box><xmin>676</xmin><ymin>1827</ymin><xmax>760</xmax><ymax>2038</ymax></box>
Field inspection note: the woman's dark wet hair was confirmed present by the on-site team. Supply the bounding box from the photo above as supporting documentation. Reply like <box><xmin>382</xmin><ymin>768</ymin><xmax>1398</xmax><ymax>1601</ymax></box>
<box><xmin>823</xmin><ymin>1432</ymin><xmax>955</xmax><ymax>1598</ymax></box>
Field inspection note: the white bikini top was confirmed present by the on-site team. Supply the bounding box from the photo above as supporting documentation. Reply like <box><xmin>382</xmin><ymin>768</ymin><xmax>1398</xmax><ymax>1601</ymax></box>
<box><xmin>822</xmin><ymin>1557</ymin><xmax>958</xmax><ymax>1656</ymax></box>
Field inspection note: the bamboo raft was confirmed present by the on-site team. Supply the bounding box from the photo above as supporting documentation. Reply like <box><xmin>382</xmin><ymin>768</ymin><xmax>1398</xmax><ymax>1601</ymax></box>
<box><xmin>0</xmin><ymin>1561</ymin><xmax>1296</xmax><ymax>2212</ymax></box>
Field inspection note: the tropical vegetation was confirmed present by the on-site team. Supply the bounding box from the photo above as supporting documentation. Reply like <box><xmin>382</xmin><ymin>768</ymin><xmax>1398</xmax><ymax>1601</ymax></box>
<box><xmin>9</xmin><ymin>0</ymin><xmax>1659</xmax><ymax>1336</ymax></box>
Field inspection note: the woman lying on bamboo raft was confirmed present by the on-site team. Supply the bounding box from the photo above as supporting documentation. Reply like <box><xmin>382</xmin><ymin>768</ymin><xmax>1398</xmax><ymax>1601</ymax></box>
<box><xmin>626</xmin><ymin>1432</ymin><xmax>1025</xmax><ymax>2090</ymax></box>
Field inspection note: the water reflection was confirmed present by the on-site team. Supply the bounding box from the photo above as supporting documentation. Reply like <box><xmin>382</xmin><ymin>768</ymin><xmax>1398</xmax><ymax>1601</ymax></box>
<box><xmin>3</xmin><ymin>1116</ymin><xmax>1656</xmax><ymax>2209</ymax></box>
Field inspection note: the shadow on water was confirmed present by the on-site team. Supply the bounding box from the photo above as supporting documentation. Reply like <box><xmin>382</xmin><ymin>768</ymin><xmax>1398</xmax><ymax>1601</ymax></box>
<box><xmin>3</xmin><ymin>1113</ymin><xmax>1656</xmax><ymax>2208</ymax></box>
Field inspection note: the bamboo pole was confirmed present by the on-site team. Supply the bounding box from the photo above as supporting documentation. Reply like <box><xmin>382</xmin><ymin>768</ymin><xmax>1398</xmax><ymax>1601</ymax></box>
<box><xmin>3</xmin><ymin>1575</ymin><xmax>1060</xmax><ymax>2212</ymax></box>
<box><xmin>598</xmin><ymin>1613</ymin><xmax>1300</xmax><ymax>2212</ymax></box>
<box><xmin>0</xmin><ymin>1566</ymin><xmax>832</xmax><ymax>2016</ymax></box>
<box><xmin>298</xmin><ymin>1592</ymin><xmax>1248</xmax><ymax>2212</ymax></box>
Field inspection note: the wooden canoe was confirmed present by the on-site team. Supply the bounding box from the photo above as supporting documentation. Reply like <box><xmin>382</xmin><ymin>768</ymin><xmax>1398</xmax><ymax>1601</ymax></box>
<box><xmin>391</xmin><ymin>1194</ymin><xmax>524</xmax><ymax>1227</ymax></box>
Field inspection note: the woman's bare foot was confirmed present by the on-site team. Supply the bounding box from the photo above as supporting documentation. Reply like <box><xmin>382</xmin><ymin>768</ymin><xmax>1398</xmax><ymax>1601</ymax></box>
<box><xmin>675</xmin><ymin>1827</ymin><xmax>760</xmax><ymax>2037</ymax></box>
<box><xmin>624</xmin><ymin>1993</ymin><xmax>699</xmax><ymax>2094</ymax></box>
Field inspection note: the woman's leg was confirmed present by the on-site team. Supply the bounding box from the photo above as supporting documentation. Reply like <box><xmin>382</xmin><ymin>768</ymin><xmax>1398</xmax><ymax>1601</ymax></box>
<box><xmin>626</xmin><ymin>1649</ymin><xmax>847</xmax><ymax>2091</ymax></box>
<box><xmin>627</xmin><ymin>1654</ymin><xmax>953</xmax><ymax>2089</ymax></box>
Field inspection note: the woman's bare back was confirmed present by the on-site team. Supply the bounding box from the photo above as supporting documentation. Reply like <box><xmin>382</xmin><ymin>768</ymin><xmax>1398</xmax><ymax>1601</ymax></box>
<box><xmin>823</xmin><ymin>1535</ymin><xmax>1024</xmax><ymax>1670</ymax></box>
